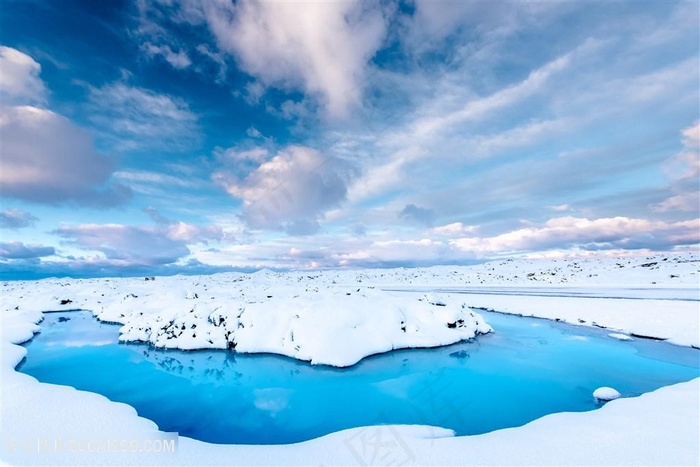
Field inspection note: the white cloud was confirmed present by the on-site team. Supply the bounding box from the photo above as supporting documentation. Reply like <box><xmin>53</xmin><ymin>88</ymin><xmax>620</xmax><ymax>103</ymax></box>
<box><xmin>0</xmin><ymin>46</ymin><xmax>47</xmax><ymax>104</ymax></box>
<box><xmin>345</xmin><ymin>43</ymin><xmax>588</xmax><ymax>202</ymax></box>
<box><xmin>201</xmin><ymin>0</ymin><xmax>387</xmax><ymax>116</ymax></box>
<box><xmin>450</xmin><ymin>217</ymin><xmax>699</xmax><ymax>253</ymax></box>
<box><xmin>246</xmin><ymin>126</ymin><xmax>263</xmax><ymax>138</ymax></box>
<box><xmin>243</xmin><ymin>81</ymin><xmax>265</xmax><ymax>105</ymax></box>
<box><xmin>114</xmin><ymin>170</ymin><xmax>200</xmax><ymax>188</ymax></box>
<box><xmin>651</xmin><ymin>192</ymin><xmax>699</xmax><ymax>213</ymax></box>
<box><xmin>0</xmin><ymin>47</ymin><xmax>129</xmax><ymax>207</ymax></box>
<box><xmin>214</xmin><ymin>147</ymin><xmax>269</xmax><ymax>164</ymax></box>
<box><xmin>112</xmin><ymin>169</ymin><xmax>207</xmax><ymax>197</ymax></box>
<box><xmin>166</xmin><ymin>222</ymin><xmax>222</xmax><ymax>243</ymax></box>
<box><xmin>400</xmin><ymin>47</ymin><xmax>577</xmax><ymax>143</ymax></box>
<box><xmin>55</xmin><ymin>219</ymin><xmax>222</xmax><ymax>266</ymax></box>
<box><xmin>682</xmin><ymin>122</ymin><xmax>699</xmax><ymax>148</ymax></box>
<box><xmin>56</xmin><ymin>224</ymin><xmax>189</xmax><ymax>265</ymax></box>
<box><xmin>194</xmin><ymin>43</ymin><xmax>228</xmax><ymax>81</ymax></box>
<box><xmin>336</xmin><ymin>238</ymin><xmax>453</xmax><ymax>265</ymax></box>
<box><xmin>549</xmin><ymin>204</ymin><xmax>572</xmax><ymax>212</ymax></box>
<box><xmin>431</xmin><ymin>222</ymin><xmax>478</xmax><ymax>237</ymax></box>
<box><xmin>142</xmin><ymin>43</ymin><xmax>192</xmax><ymax>69</ymax></box>
<box><xmin>0</xmin><ymin>105</ymin><xmax>130</xmax><ymax>206</ymax></box>
<box><xmin>407</xmin><ymin>0</ymin><xmax>566</xmax><ymax>48</ymax></box>
<box><xmin>213</xmin><ymin>145</ymin><xmax>355</xmax><ymax>234</ymax></box>
<box><xmin>651</xmin><ymin>122</ymin><xmax>700</xmax><ymax>213</ymax></box>
<box><xmin>469</xmin><ymin>118</ymin><xmax>573</xmax><ymax>157</ymax></box>
<box><xmin>664</xmin><ymin>150</ymin><xmax>700</xmax><ymax>183</ymax></box>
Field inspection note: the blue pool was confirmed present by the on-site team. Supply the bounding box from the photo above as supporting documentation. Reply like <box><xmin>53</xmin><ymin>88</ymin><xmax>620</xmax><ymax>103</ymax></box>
<box><xmin>18</xmin><ymin>310</ymin><xmax>699</xmax><ymax>445</ymax></box>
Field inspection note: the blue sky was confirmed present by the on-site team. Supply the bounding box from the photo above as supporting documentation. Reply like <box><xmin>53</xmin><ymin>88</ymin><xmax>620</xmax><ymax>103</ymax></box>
<box><xmin>1</xmin><ymin>0</ymin><xmax>698</xmax><ymax>279</ymax></box>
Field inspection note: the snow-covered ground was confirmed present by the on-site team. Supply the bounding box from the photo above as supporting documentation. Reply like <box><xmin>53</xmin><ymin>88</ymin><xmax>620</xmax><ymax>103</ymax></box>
<box><xmin>2</xmin><ymin>252</ymin><xmax>699</xmax><ymax>465</ymax></box>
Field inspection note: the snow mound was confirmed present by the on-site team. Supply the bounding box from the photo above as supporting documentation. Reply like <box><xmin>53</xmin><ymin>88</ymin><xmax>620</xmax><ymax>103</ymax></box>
<box><xmin>593</xmin><ymin>387</ymin><xmax>621</xmax><ymax>401</ymax></box>
<box><xmin>115</xmin><ymin>287</ymin><xmax>492</xmax><ymax>367</ymax></box>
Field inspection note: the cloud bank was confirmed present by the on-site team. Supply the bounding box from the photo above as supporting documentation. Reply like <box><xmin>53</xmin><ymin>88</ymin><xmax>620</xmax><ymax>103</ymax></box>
<box><xmin>0</xmin><ymin>47</ymin><xmax>130</xmax><ymax>206</ymax></box>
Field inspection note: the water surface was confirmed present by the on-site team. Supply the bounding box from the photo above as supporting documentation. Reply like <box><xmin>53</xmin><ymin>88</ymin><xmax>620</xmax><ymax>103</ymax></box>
<box><xmin>18</xmin><ymin>310</ymin><xmax>699</xmax><ymax>444</ymax></box>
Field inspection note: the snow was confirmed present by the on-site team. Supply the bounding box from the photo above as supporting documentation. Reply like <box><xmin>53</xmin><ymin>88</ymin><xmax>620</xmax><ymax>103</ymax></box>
<box><xmin>609</xmin><ymin>332</ymin><xmax>634</xmax><ymax>341</ymax></box>
<box><xmin>594</xmin><ymin>387</ymin><xmax>622</xmax><ymax>401</ymax></box>
<box><xmin>2</xmin><ymin>251</ymin><xmax>699</xmax><ymax>465</ymax></box>
<box><xmin>1</xmin><ymin>281</ymin><xmax>492</xmax><ymax>367</ymax></box>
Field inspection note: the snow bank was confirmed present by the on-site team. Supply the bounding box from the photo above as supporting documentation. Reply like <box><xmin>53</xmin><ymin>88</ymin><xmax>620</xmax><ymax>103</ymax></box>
<box><xmin>462</xmin><ymin>294</ymin><xmax>699</xmax><ymax>347</ymax></box>
<box><xmin>1</xmin><ymin>279</ymin><xmax>491</xmax><ymax>367</ymax></box>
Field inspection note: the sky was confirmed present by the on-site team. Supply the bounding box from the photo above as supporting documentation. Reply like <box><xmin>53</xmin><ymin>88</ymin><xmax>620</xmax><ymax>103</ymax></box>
<box><xmin>0</xmin><ymin>0</ymin><xmax>699</xmax><ymax>279</ymax></box>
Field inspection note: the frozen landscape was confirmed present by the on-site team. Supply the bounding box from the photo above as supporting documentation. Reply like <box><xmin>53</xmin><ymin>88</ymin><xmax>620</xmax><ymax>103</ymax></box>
<box><xmin>2</xmin><ymin>252</ymin><xmax>699</xmax><ymax>465</ymax></box>
<box><xmin>3</xmin><ymin>1</ymin><xmax>699</xmax><ymax>465</ymax></box>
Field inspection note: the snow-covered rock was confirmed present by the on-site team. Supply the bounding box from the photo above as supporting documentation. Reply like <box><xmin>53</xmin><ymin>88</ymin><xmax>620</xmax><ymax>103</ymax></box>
<box><xmin>594</xmin><ymin>387</ymin><xmax>622</xmax><ymax>401</ymax></box>
<box><xmin>115</xmin><ymin>287</ymin><xmax>492</xmax><ymax>367</ymax></box>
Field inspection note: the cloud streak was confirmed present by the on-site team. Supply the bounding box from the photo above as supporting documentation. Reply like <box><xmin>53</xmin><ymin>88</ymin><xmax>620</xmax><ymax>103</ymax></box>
<box><xmin>0</xmin><ymin>209</ymin><xmax>38</xmax><ymax>229</ymax></box>
<box><xmin>86</xmin><ymin>82</ymin><xmax>199</xmax><ymax>152</ymax></box>
<box><xmin>0</xmin><ymin>241</ymin><xmax>55</xmax><ymax>259</ymax></box>
<box><xmin>450</xmin><ymin>217</ymin><xmax>700</xmax><ymax>254</ymax></box>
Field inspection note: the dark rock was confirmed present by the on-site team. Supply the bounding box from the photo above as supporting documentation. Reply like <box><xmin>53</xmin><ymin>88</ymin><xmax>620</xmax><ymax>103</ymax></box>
<box><xmin>629</xmin><ymin>333</ymin><xmax>668</xmax><ymax>341</ymax></box>
<box><xmin>449</xmin><ymin>350</ymin><xmax>470</xmax><ymax>359</ymax></box>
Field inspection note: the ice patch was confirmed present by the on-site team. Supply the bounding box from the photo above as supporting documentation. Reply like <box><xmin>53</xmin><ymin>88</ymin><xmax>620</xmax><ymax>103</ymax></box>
<box><xmin>608</xmin><ymin>333</ymin><xmax>634</xmax><ymax>341</ymax></box>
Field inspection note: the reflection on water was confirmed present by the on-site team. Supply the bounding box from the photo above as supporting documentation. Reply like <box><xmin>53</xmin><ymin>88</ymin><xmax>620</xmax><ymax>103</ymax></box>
<box><xmin>19</xmin><ymin>310</ymin><xmax>700</xmax><ymax>445</ymax></box>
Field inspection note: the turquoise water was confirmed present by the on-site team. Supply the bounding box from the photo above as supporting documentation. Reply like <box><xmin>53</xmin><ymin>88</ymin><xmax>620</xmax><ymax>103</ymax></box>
<box><xmin>18</xmin><ymin>310</ymin><xmax>699</xmax><ymax>445</ymax></box>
